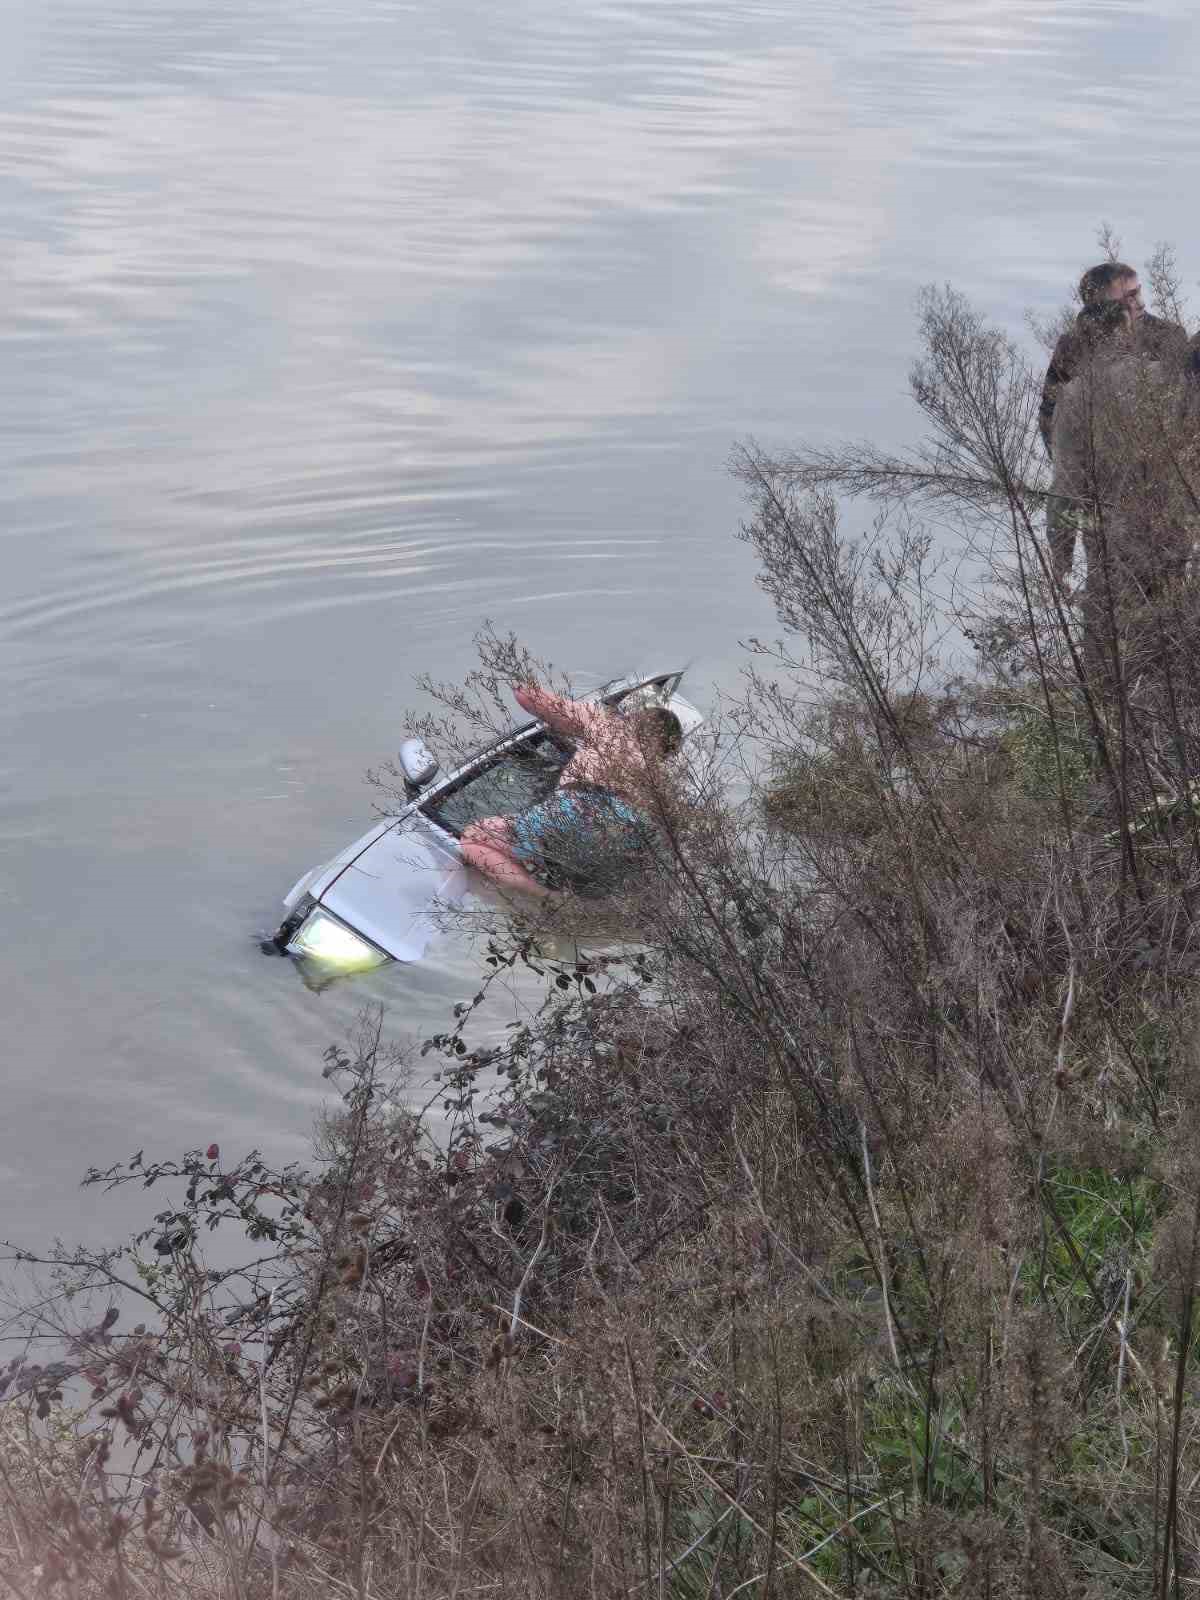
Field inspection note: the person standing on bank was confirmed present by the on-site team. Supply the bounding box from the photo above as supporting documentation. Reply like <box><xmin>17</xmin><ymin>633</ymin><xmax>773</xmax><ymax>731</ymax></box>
<box><xmin>1039</xmin><ymin>261</ymin><xmax>1186</xmax><ymax>459</ymax></box>
<box><xmin>1049</xmin><ymin>296</ymin><xmax>1196</xmax><ymax>687</ymax></box>
<box><xmin>1048</xmin><ymin>299</ymin><xmax>1137</xmax><ymax>591</ymax></box>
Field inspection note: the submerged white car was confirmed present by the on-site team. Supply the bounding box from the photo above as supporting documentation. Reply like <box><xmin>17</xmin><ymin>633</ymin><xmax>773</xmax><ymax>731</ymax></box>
<box><xmin>272</xmin><ymin>670</ymin><xmax>705</xmax><ymax>977</ymax></box>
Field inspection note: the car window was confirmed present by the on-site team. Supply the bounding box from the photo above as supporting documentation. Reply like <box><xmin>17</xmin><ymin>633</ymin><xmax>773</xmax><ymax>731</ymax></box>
<box><xmin>606</xmin><ymin>681</ymin><xmax>677</xmax><ymax>716</ymax></box>
<box><xmin>597</xmin><ymin>674</ymin><xmax>679</xmax><ymax>709</ymax></box>
<box><xmin>421</xmin><ymin>732</ymin><xmax>572</xmax><ymax>837</ymax></box>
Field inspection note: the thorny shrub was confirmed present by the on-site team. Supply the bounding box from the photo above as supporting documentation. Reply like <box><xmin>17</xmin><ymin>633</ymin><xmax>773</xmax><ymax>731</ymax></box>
<box><xmin>8</xmin><ymin>253</ymin><xmax>1200</xmax><ymax>1596</ymax></box>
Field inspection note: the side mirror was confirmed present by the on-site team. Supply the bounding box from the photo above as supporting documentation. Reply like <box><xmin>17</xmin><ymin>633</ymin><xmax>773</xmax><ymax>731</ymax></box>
<box><xmin>398</xmin><ymin>736</ymin><xmax>439</xmax><ymax>791</ymax></box>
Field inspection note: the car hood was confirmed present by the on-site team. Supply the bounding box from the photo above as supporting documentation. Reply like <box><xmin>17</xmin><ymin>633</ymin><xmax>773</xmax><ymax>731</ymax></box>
<box><xmin>315</xmin><ymin>817</ymin><xmax>468</xmax><ymax>962</ymax></box>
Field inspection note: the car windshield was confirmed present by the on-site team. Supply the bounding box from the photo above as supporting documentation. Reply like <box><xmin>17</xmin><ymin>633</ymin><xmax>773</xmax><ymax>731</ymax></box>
<box><xmin>420</xmin><ymin>731</ymin><xmax>572</xmax><ymax>837</ymax></box>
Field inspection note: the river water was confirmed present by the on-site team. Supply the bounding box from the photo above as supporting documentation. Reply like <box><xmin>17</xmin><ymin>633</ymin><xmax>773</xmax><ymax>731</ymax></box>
<box><xmin>2</xmin><ymin>0</ymin><xmax>1198</xmax><ymax>1244</ymax></box>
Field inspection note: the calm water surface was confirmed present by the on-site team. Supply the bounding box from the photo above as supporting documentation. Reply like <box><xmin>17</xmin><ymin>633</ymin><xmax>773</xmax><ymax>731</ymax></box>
<box><xmin>3</xmin><ymin>0</ymin><xmax>1199</xmax><ymax>1241</ymax></box>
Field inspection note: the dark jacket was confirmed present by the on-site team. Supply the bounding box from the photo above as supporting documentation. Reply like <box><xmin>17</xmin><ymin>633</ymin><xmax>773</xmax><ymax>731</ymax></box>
<box><xmin>1039</xmin><ymin>310</ymin><xmax>1186</xmax><ymax>457</ymax></box>
<box><xmin>1049</xmin><ymin>340</ymin><xmax>1196</xmax><ymax>595</ymax></box>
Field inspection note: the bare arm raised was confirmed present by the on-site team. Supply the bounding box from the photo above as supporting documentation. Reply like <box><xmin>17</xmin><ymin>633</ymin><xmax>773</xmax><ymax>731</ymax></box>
<box><xmin>514</xmin><ymin>682</ymin><xmax>609</xmax><ymax>741</ymax></box>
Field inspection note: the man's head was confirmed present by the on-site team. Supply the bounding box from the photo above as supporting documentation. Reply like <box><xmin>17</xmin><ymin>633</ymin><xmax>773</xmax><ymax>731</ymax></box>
<box><xmin>1079</xmin><ymin>261</ymin><xmax>1145</xmax><ymax>322</ymax></box>
<box><xmin>629</xmin><ymin>706</ymin><xmax>684</xmax><ymax>759</ymax></box>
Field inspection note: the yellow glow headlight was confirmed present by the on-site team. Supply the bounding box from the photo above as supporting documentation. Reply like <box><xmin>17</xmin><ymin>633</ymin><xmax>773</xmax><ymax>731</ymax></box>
<box><xmin>288</xmin><ymin>909</ymin><xmax>389</xmax><ymax>972</ymax></box>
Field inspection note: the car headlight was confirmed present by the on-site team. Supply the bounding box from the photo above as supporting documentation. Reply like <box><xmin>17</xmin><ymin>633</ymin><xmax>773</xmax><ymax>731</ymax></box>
<box><xmin>286</xmin><ymin>909</ymin><xmax>390</xmax><ymax>972</ymax></box>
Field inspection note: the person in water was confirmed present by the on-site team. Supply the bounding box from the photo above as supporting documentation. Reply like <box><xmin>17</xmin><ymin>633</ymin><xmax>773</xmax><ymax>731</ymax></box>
<box><xmin>460</xmin><ymin>682</ymin><xmax>683</xmax><ymax>897</ymax></box>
